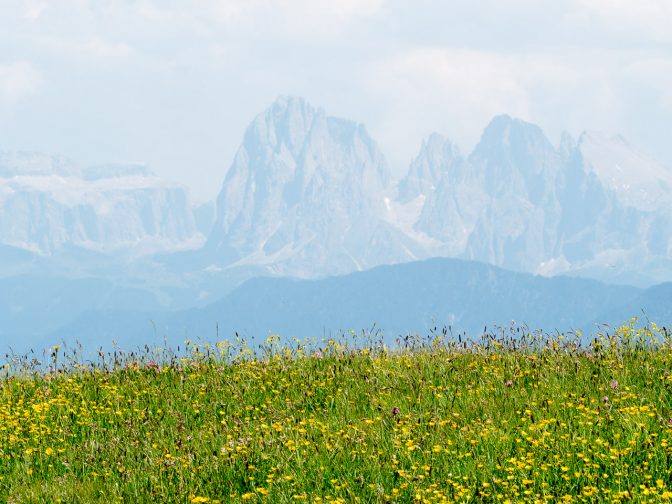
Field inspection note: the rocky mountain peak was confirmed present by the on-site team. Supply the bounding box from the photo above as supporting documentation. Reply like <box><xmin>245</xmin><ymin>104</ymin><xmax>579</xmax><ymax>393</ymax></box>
<box><xmin>465</xmin><ymin>115</ymin><xmax>561</xmax><ymax>203</ymax></box>
<box><xmin>398</xmin><ymin>133</ymin><xmax>462</xmax><ymax>203</ymax></box>
<box><xmin>209</xmin><ymin>97</ymin><xmax>415</xmax><ymax>275</ymax></box>
<box><xmin>558</xmin><ymin>131</ymin><xmax>576</xmax><ymax>159</ymax></box>
<box><xmin>244</xmin><ymin>95</ymin><xmax>324</xmax><ymax>159</ymax></box>
<box><xmin>473</xmin><ymin>114</ymin><xmax>555</xmax><ymax>157</ymax></box>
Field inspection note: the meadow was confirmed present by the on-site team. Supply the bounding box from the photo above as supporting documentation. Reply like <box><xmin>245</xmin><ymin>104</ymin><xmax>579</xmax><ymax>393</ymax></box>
<box><xmin>2</xmin><ymin>320</ymin><xmax>672</xmax><ymax>503</ymax></box>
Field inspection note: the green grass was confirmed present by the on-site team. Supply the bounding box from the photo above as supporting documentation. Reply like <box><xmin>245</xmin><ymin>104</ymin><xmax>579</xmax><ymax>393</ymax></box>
<box><xmin>3</xmin><ymin>320</ymin><xmax>672</xmax><ymax>503</ymax></box>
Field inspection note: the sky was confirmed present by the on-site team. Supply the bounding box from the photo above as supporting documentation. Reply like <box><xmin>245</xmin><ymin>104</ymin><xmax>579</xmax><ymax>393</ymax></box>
<box><xmin>1</xmin><ymin>0</ymin><xmax>671</xmax><ymax>202</ymax></box>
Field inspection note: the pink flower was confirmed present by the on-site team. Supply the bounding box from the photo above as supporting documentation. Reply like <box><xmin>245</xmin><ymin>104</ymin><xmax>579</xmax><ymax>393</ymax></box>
<box><xmin>505</xmin><ymin>380</ymin><xmax>513</xmax><ymax>388</ymax></box>
<box><xmin>610</xmin><ymin>380</ymin><xmax>619</xmax><ymax>389</ymax></box>
<box><xmin>602</xmin><ymin>396</ymin><xmax>609</xmax><ymax>403</ymax></box>
<box><xmin>391</xmin><ymin>407</ymin><xmax>399</xmax><ymax>416</ymax></box>
<box><xmin>145</xmin><ymin>361</ymin><xmax>162</xmax><ymax>373</ymax></box>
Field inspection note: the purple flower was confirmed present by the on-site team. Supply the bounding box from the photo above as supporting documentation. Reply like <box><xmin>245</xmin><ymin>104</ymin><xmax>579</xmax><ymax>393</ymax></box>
<box><xmin>610</xmin><ymin>380</ymin><xmax>619</xmax><ymax>389</ymax></box>
<box><xmin>505</xmin><ymin>380</ymin><xmax>513</xmax><ymax>388</ymax></box>
<box><xmin>391</xmin><ymin>407</ymin><xmax>399</xmax><ymax>416</ymax></box>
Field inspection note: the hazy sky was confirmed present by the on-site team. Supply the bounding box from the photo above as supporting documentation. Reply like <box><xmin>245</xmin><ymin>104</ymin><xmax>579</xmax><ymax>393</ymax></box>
<box><xmin>1</xmin><ymin>0</ymin><xmax>671</xmax><ymax>202</ymax></box>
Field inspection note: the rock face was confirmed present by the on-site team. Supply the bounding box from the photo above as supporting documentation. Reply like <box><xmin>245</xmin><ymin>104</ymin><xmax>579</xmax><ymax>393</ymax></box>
<box><xmin>554</xmin><ymin>131</ymin><xmax>672</xmax><ymax>283</ymax></box>
<box><xmin>397</xmin><ymin>133</ymin><xmax>461</xmax><ymax>204</ymax></box>
<box><xmin>0</xmin><ymin>154</ymin><xmax>203</xmax><ymax>256</ymax></box>
<box><xmin>208</xmin><ymin>96</ymin><xmax>422</xmax><ymax>276</ymax></box>
<box><xmin>2</xmin><ymin>98</ymin><xmax>671</xmax><ymax>286</ymax></box>
<box><xmin>412</xmin><ymin>115</ymin><xmax>565</xmax><ymax>271</ymax></box>
<box><xmin>405</xmin><ymin>116</ymin><xmax>672</xmax><ymax>285</ymax></box>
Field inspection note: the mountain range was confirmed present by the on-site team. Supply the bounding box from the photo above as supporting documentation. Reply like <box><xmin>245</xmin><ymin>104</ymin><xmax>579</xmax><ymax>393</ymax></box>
<box><xmin>1</xmin><ymin>95</ymin><xmax>671</xmax><ymax>352</ymax></box>
<box><xmin>201</xmin><ymin>96</ymin><xmax>672</xmax><ymax>286</ymax></box>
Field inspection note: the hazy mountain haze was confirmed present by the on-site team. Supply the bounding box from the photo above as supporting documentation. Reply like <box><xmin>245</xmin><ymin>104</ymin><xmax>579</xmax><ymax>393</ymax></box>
<box><xmin>1</xmin><ymin>2</ymin><xmax>672</xmax><ymax>352</ymax></box>
<box><xmin>1</xmin><ymin>94</ymin><xmax>671</xmax><ymax>352</ymax></box>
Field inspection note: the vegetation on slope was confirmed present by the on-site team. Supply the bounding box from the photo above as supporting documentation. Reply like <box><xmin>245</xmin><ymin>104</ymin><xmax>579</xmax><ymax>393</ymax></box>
<box><xmin>2</xmin><ymin>320</ymin><xmax>672</xmax><ymax>503</ymax></box>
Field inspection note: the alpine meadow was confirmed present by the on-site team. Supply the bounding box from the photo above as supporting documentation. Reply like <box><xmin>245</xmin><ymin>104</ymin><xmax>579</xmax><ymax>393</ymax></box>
<box><xmin>3</xmin><ymin>323</ymin><xmax>672</xmax><ymax>502</ymax></box>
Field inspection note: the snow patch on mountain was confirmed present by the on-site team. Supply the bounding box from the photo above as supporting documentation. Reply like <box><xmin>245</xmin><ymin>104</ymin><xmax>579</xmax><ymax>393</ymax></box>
<box><xmin>0</xmin><ymin>152</ymin><xmax>203</xmax><ymax>256</ymax></box>
<box><xmin>0</xmin><ymin>151</ymin><xmax>80</xmax><ymax>178</ymax></box>
<box><xmin>577</xmin><ymin>132</ymin><xmax>672</xmax><ymax>210</ymax></box>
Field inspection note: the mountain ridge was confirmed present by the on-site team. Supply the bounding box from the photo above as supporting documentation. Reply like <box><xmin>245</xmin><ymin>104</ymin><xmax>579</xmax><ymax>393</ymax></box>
<box><xmin>42</xmin><ymin>256</ymin><xmax>647</xmax><ymax>353</ymax></box>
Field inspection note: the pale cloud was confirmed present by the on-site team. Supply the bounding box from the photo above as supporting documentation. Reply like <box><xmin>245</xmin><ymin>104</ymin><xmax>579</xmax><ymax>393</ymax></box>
<box><xmin>364</xmin><ymin>48</ymin><xmax>619</xmax><ymax>164</ymax></box>
<box><xmin>209</xmin><ymin>0</ymin><xmax>384</xmax><ymax>23</ymax></box>
<box><xmin>578</xmin><ymin>0</ymin><xmax>672</xmax><ymax>21</ymax></box>
<box><xmin>281</xmin><ymin>0</ymin><xmax>384</xmax><ymax>21</ymax></box>
<box><xmin>133</xmin><ymin>0</ymin><xmax>384</xmax><ymax>36</ymax></box>
<box><xmin>54</xmin><ymin>37</ymin><xmax>135</xmax><ymax>66</ymax></box>
<box><xmin>22</xmin><ymin>0</ymin><xmax>46</xmax><ymax>20</ymax></box>
<box><xmin>0</xmin><ymin>61</ymin><xmax>43</xmax><ymax>105</ymax></box>
<box><xmin>572</xmin><ymin>0</ymin><xmax>672</xmax><ymax>42</ymax></box>
<box><xmin>625</xmin><ymin>57</ymin><xmax>672</xmax><ymax>109</ymax></box>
